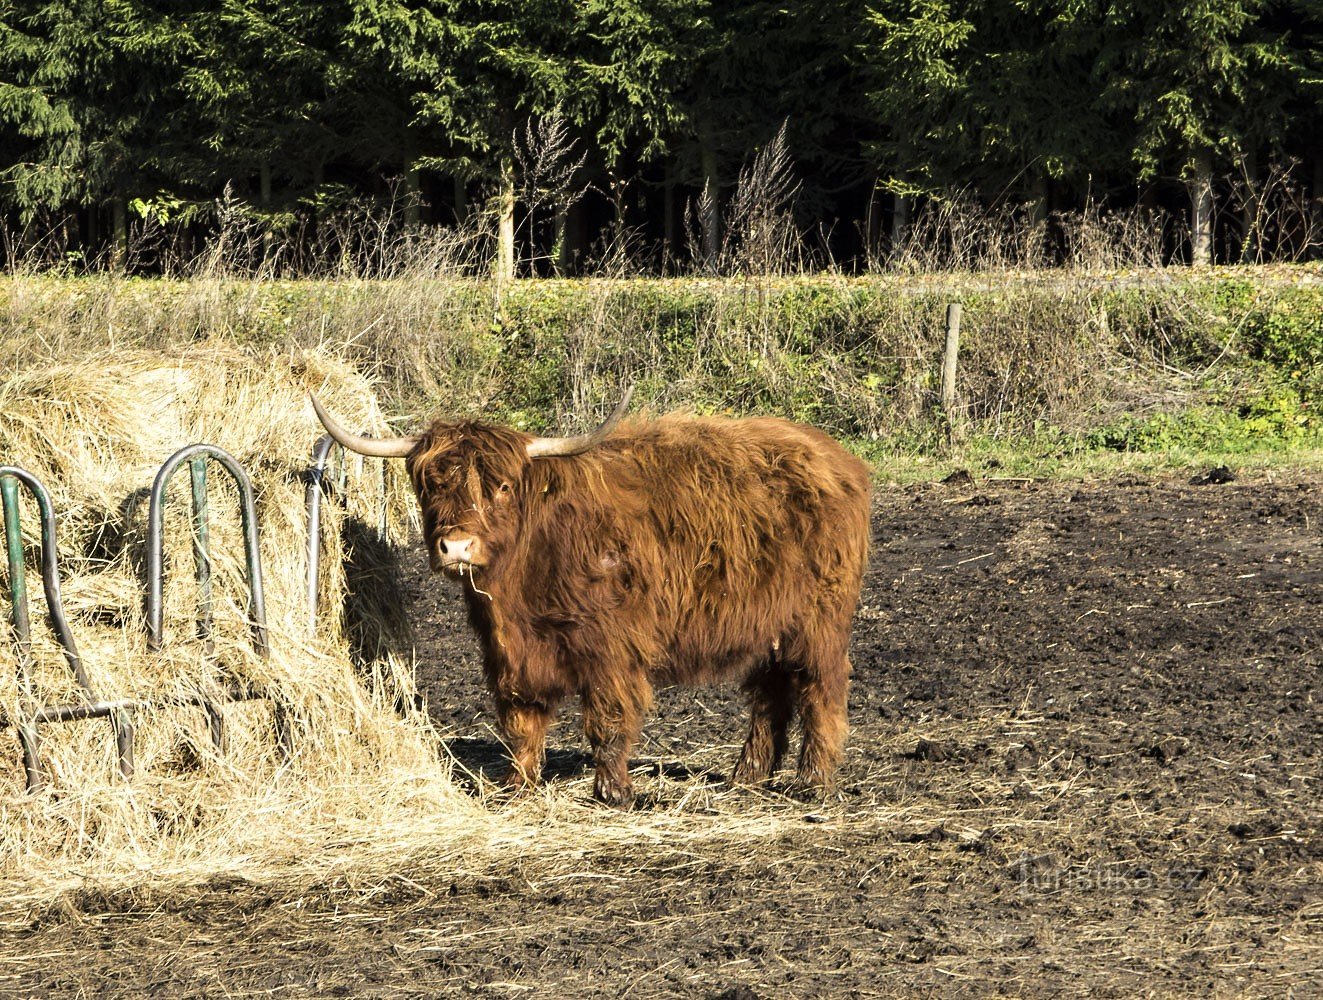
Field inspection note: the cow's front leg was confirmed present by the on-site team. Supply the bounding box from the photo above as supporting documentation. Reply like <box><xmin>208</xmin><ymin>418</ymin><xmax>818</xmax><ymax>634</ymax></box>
<box><xmin>581</xmin><ymin>674</ymin><xmax>652</xmax><ymax>807</ymax></box>
<box><xmin>494</xmin><ymin>694</ymin><xmax>556</xmax><ymax>791</ymax></box>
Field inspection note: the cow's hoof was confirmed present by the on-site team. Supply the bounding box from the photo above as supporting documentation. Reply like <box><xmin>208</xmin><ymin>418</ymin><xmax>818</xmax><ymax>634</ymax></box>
<box><xmin>784</xmin><ymin>778</ymin><xmax>830</xmax><ymax>802</ymax></box>
<box><xmin>729</xmin><ymin>768</ymin><xmax>773</xmax><ymax>789</ymax></box>
<box><xmin>497</xmin><ymin>770</ymin><xmax>537</xmax><ymax>797</ymax></box>
<box><xmin>593</xmin><ymin>773</ymin><xmax>635</xmax><ymax>808</ymax></box>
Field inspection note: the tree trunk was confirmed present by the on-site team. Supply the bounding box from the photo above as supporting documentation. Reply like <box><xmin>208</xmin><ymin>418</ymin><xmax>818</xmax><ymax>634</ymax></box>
<box><xmin>260</xmin><ymin>161</ymin><xmax>274</xmax><ymax>262</ymax></box>
<box><xmin>701</xmin><ymin>145</ymin><xmax>720</xmax><ymax>262</ymax></box>
<box><xmin>863</xmin><ymin>179</ymin><xmax>880</xmax><ymax>259</ymax></box>
<box><xmin>553</xmin><ymin>203</ymin><xmax>573</xmax><ymax>274</ymax></box>
<box><xmin>1188</xmin><ymin>150</ymin><xmax>1214</xmax><ymax>266</ymax></box>
<box><xmin>663</xmin><ymin>165</ymin><xmax>676</xmax><ymax>268</ymax></box>
<box><xmin>1030</xmin><ymin>174</ymin><xmax>1049</xmax><ymax>226</ymax></box>
<box><xmin>312</xmin><ymin>161</ymin><xmax>325</xmax><ymax>227</ymax></box>
<box><xmin>112</xmin><ymin>194</ymin><xmax>128</xmax><ymax>267</ymax></box>
<box><xmin>495</xmin><ymin>155</ymin><xmax>516</xmax><ymax>281</ymax></box>
<box><xmin>1239</xmin><ymin>151</ymin><xmax>1258</xmax><ymax>263</ymax></box>
<box><xmin>1314</xmin><ymin>144</ymin><xmax>1323</xmax><ymax>211</ymax></box>
<box><xmin>1030</xmin><ymin>174</ymin><xmax>1050</xmax><ymax>264</ymax></box>
<box><xmin>404</xmin><ymin>168</ymin><xmax>421</xmax><ymax>227</ymax></box>
<box><xmin>453</xmin><ymin>176</ymin><xmax>469</xmax><ymax>222</ymax></box>
<box><xmin>890</xmin><ymin>191</ymin><xmax>910</xmax><ymax>250</ymax></box>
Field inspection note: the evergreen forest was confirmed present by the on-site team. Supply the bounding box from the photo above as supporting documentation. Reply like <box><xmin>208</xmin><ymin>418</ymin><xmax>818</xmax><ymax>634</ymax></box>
<box><xmin>2</xmin><ymin>0</ymin><xmax>1321</xmax><ymax>273</ymax></box>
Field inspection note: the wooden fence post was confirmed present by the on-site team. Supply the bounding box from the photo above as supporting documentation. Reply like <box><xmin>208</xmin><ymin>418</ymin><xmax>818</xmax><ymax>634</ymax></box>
<box><xmin>940</xmin><ymin>303</ymin><xmax>961</xmax><ymax>418</ymax></box>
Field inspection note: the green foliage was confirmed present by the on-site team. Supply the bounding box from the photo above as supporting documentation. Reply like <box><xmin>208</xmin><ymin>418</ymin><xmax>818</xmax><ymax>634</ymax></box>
<box><xmin>1087</xmin><ymin>389</ymin><xmax>1318</xmax><ymax>454</ymax></box>
<box><xmin>1090</xmin><ymin>0</ymin><xmax>1295</xmax><ymax>181</ymax></box>
<box><xmin>858</xmin><ymin>0</ymin><xmax>1315</xmax><ymax>207</ymax></box>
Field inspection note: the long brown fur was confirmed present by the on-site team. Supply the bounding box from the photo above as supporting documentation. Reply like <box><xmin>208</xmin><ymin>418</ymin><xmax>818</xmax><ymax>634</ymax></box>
<box><xmin>406</xmin><ymin>413</ymin><xmax>872</xmax><ymax>805</ymax></box>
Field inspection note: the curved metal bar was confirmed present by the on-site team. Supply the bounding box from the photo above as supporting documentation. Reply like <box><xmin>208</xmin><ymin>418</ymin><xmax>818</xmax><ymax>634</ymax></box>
<box><xmin>0</xmin><ymin>466</ymin><xmax>133</xmax><ymax>788</ymax></box>
<box><xmin>305</xmin><ymin>433</ymin><xmax>391</xmax><ymax>630</ymax></box>
<box><xmin>146</xmin><ymin>444</ymin><xmax>286</xmax><ymax>760</ymax></box>
<box><xmin>189</xmin><ymin>456</ymin><xmax>214</xmax><ymax>653</ymax></box>
<box><xmin>2</xmin><ymin>476</ymin><xmax>32</xmax><ymax>670</ymax></box>
<box><xmin>147</xmin><ymin>444</ymin><xmax>268</xmax><ymax>656</ymax></box>
<box><xmin>0</xmin><ymin>467</ymin><xmax>92</xmax><ymax>691</ymax></box>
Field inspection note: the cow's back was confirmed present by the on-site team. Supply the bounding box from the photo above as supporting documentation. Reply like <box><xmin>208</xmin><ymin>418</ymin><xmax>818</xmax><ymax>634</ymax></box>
<box><xmin>609</xmin><ymin>414</ymin><xmax>871</xmax><ymax>680</ymax></box>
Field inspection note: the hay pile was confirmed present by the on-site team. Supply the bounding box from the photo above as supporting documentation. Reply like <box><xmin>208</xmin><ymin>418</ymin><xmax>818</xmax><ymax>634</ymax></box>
<box><xmin>0</xmin><ymin>345</ymin><xmax>492</xmax><ymax>901</ymax></box>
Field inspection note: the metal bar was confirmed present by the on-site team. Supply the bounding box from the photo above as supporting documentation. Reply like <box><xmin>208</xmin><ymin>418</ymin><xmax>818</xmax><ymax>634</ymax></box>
<box><xmin>113</xmin><ymin>711</ymin><xmax>135</xmax><ymax>779</ymax></box>
<box><xmin>149</xmin><ymin>448</ymin><xmax>223</xmax><ymax>750</ymax></box>
<box><xmin>148</xmin><ymin>444</ymin><xmax>269</xmax><ymax>654</ymax></box>
<box><xmin>2</xmin><ymin>475</ymin><xmax>32</xmax><ymax>672</ymax></box>
<box><xmin>146</xmin><ymin>458</ymin><xmax>168</xmax><ymax>653</ymax></box>
<box><xmin>17</xmin><ymin>725</ymin><xmax>42</xmax><ymax>793</ymax></box>
<box><xmin>1</xmin><ymin>468</ymin><xmax>96</xmax><ymax>690</ymax></box>
<box><xmin>190</xmin><ymin>455</ymin><xmax>226</xmax><ymax>751</ymax></box>
<box><xmin>189</xmin><ymin>456</ymin><xmax>214</xmax><ymax>654</ymax></box>
<box><xmin>378</xmin><ymin>455</ymin><xmax>389</xmax><ymax>538</ymax></box>
<box><xmin>2</xmin><ymin>474</ymin><xmax>43</xmax><ymax>791</ymax></box>
<box><xmin>305</xmin><ymin>435</ymin><xmax>335</xmax><ymax>630</ymax></box>
<box><xmin>205</xmin><ymin>703</ymin><xmax>225</xmax><ymax>752</ymax></box>
<box><xmin>28</xmin><ymin>686</ymin><xmax>265</xmax><ymax>725</ymax></box>
<box><xmin>335</xmin><ymin>445</ymin><xmax>349</xmax><ymax>495</ymax></box>
<box><xmin>226</xmin><ymin>455</ymin><xmax>269</xmax><ymax>659</ymax></box>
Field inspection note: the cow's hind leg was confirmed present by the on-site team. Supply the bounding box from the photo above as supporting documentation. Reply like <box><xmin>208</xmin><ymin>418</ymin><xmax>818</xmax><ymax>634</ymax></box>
<box><xmin>786</xmin><ymin>623</ymin><xmax>851</xmax><ymax>796</ymax></box>
<box><xmin>495</xmin><ymin>695</ymin><xmax>557</xmax><ymax>792</ymax></box>
<box><xmin>581</xmin><ymin>671</ymin><xmax>652</xmax><ymax>807</ymax></box>
<box><xmin>731</xmin><ymin>655</ymin><xmax>795</xmax><ymax>786</ymax></box>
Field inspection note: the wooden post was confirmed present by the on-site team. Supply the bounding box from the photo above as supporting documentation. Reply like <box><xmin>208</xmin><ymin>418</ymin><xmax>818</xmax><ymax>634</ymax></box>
<box><xmin>941</xmin><ymin>303</ymin><xmax>961</xmax><ymax>418</ymax></box>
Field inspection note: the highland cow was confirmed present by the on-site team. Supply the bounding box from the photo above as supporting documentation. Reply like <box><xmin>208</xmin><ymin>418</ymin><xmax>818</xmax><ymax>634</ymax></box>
<box><xmin>312</xmin><ymin>391</ymin><xmax>871</xmax><ymax>805</ymax></box>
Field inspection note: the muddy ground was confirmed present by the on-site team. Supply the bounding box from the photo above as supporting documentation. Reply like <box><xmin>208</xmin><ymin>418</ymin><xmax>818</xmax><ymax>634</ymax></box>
<box><xmin>2</xmin><ymin>472</ymin><xmax>1319</xmax><ymax>997</ymax></box>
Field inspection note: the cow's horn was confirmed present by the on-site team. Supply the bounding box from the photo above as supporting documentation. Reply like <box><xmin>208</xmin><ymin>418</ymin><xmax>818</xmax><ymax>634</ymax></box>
<box><xmin>526</xmin><ymin>386</ymin><xmax>634</xmax><ymax>459</ymax></box>
<box><xmin>310</xmin><ymin>393</ymin><xmax>419</xmax><ymax>458</ymax></box>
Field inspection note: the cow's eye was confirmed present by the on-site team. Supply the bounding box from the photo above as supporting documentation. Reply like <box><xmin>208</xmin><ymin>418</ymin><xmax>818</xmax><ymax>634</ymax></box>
<box><xmin>495</xmin><ymin>482</ymin><xmax>512</xmax><ymax>501</ymax></box>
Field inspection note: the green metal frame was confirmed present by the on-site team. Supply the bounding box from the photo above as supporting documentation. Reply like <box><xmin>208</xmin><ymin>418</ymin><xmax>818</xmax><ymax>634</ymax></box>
<box><xmin>1</xmin><ymin>443</ymin><xmax>296</xmax><ymax>793</ymax></box>
<box><xmin>147</xmin><ymin>444</ymin><xmax>289</xmax><ymax>758</ymax></box>
<box><xmin>0</xmin><ymin>467</ymin><xmax>134</xmax><ymax>792</ymax></box>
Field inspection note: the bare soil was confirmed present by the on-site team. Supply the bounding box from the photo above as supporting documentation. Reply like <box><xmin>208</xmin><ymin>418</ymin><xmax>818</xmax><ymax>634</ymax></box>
<box><xmin>3</xmin><ymin>473</ymin><xmax>1319</xmax><ymax>998</ymax></box>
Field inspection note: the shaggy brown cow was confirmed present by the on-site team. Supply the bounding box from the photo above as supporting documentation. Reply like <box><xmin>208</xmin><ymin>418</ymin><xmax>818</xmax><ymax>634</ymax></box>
<box><xmin>312</xmin><ymin>392</ymin><xmax>871</xmax><ymax>805</ymax></box>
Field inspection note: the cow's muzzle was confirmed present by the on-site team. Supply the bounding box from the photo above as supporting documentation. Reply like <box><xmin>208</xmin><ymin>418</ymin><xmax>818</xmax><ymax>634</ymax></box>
<box><xmin>432</xmin><ymin>534</ymin><xmax>484</xmax><ymax>573</ymax></box>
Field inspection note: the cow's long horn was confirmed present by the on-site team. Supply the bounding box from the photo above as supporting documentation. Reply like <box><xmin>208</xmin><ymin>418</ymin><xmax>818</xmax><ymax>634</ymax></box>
<box><xmin>310</xmin><ymin>393</ymin><xmax>419</xmax><ymax>458</ymax></box>
<box><xmin>525</xmin><ymin>386</ymin><xmax>634</xmax><ymax>459</ymax></box>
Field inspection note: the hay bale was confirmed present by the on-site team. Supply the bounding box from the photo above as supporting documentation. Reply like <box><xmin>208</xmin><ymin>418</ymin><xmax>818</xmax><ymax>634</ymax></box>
<box><xmin>0</xmin><ymin>346</ymin><xmax>485</xmax><ymax>902</ymax></box>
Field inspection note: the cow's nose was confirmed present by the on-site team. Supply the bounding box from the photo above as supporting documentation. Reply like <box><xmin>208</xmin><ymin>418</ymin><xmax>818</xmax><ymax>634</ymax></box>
<box><xmin>440</xmin><ymin>536</ymin><xmax>474</xmax><ymax>562</ymax></box>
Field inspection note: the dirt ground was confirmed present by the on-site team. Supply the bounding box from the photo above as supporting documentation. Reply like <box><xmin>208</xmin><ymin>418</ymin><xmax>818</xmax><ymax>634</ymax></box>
<box><xmin>2</xmin><ymin>472</ymin><xmax>1319</xmax><ymax>998</ymax></box>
